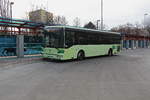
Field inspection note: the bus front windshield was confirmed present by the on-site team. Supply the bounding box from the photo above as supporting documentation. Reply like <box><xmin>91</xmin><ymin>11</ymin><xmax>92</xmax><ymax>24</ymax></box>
<box><xmin>44</xmin><ymin>28</ymin><xmax>64</xmax><ymax>48</ymax></box>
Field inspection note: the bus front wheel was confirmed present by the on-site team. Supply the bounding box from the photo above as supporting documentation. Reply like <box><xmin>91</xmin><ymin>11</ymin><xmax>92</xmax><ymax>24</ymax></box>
<box><xmin>108</xmin><ymin>49</ymin><xmax>113</xmax><ymax>56</ymax></box>
<box><xmin>77</xmin><ymin>51</ymin><xmax>85</xmax><ymax>60</ymax></box>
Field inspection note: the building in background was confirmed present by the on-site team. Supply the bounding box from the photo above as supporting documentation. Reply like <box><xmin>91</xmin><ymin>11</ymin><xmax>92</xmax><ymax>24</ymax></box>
<box><xmin>29</xmin><ymin>9</ymin><xmax>53</xmax><ymax>24</ymax></box>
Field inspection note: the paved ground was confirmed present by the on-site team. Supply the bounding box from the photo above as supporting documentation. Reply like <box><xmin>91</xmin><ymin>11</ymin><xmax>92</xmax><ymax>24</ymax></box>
<box><xmin>0</xmin><ymin>56</ymin><xmax>42</xmax><ymax>68</ymax></box>
<box><xmin>0</xmin><ymin>49</ymin><xmax>150</xmax><ymax>100</ymax></box>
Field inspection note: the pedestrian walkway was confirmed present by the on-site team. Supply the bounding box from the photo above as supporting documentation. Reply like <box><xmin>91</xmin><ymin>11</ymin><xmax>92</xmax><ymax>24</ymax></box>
<box><xmin>0</xmin><ymin>55</ymin><xmax>42</xmax><ymax>68</ymax></box>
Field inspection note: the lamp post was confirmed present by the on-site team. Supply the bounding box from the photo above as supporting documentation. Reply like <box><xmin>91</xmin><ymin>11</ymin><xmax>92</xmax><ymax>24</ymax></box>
<box><xmin>96</xmin><ymin>20</ymin><xmax>100</xmax><ymax>30</ymax></box>
<box><xmin>144</xmin><ymin>13</ymin><xmax>148</xmax><ymax>48</ymax></box>
<box><xmin>144</xmin><ymin>13</ymin><xmax>148</xmax><ymax>28</ymax></box>
<box><xmin>101</xmin><ymin>0</ymin><xmax>103</xmax><ymax>30</ymax></box>
<box><xmin>10</xmin><ymin>2</ymin><xmax>14</xmax><ymax>35</ymax></box>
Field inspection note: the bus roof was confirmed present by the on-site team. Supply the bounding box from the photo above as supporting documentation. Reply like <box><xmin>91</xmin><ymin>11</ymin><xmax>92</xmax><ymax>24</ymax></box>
<box><xmin>45</xmin><ymin>25</ymin><xmax>120</xmax><ymax>35</ymax></box>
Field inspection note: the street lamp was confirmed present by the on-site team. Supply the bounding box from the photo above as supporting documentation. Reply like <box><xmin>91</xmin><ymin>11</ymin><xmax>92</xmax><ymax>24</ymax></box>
<box><xmin>96</xmin><ymin>20</ymin><xmax>100</xmax><ymax>30</ymax></box>
<box><xmin>10</xmin><ymin>2</ymin><xmax>14</xmax><ymax>35</ymax></box>
<box><xmin>10</xmin><ymin>2</ymin><xmax>14</xmax><ymax>18</ymax></box>
<box><xmin>144</xmin><ymin>13</ymin><xmax>149</xmax><ymax>48</ymax></box>
<box><xmin>144</xmin><ymin>13</ymin><xmax>148</xmax><ymax>28</ymax></box>
<box><xmin>101</xmin><ymin>0</ymin><xmax>103</xmax><ymax>30</ymax></box>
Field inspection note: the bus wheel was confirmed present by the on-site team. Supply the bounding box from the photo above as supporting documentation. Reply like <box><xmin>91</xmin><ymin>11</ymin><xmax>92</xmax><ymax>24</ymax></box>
<box><xmin>108</xmin><ymin>49</ymin><xmax>113</xmax><ymax>56</ymax></box>
<box><xmin>77</xmin><ymin>51</ymin><xmax>85</xmax><ymax>60</ymax></box>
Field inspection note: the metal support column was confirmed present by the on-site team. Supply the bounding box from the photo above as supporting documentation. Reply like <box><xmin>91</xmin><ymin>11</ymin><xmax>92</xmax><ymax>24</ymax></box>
<box><xmin>139</xmin><ymin>40</ymin><xmax>142</xmax><ymax>48</ymax></box>
<box><xmin>126</xmin><ymin>40</ymin><xmax>129</xmax><ymax>49</ymax></box>
<box><xmin>121</xmin><ymin>40</ymin><xmax>124</xmax><ymax>49</ymax></box>
<box><xmin>142</xmin><ymin>40</ymin><xmax>144</xmax><ymax>48</ymax></box>
<box><xmin>144</xmin><ymin>40</ymin><xmax>147</xmax><ymax>48</ymax></box>
<box><xmin>148</xmin><ymin>40</ymin><xmax>150</xmax><ymax>48</ymax></box>
<box><xmin>134</xmin><ymin>40</ymin><xmax>137</xmax><ymax>49</ymax></box>
<box><xmin>131</xmin><ymin>40</ymin><xmax>134</xmax><ymax>49</ymax></box>
<box><xmin>16</xmin><ymin>35</ymin><xmax>24</xmax><ymax>58</ymax></box>
<box><xmin>135</xmin><ymin>40</ymin><xmax>139</xmax><ymax>48</ymax></box>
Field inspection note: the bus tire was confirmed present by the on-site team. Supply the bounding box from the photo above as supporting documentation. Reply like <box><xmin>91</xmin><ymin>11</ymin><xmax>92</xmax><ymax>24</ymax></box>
<box><xmin>108</xmin><ymin>49</ymin><xmax>113</xmax><ymax>56</ymax></box>
<box><xmin>77</xmin><ymin>51</ymin><xmax>85</xmax><ymax>60</ymax></box>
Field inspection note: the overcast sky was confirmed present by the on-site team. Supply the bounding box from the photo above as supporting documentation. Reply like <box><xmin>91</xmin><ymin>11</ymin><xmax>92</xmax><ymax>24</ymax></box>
<box><xmin>12</xmin><ymin>0</ymin><xmax>150</xmax><ymax>28</ymax></box>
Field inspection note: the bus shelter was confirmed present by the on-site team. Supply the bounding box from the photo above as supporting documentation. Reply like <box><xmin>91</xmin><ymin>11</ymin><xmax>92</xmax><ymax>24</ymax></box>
<box><xmin>0</xmin><ymin>17</ymin><xmax>44</xmax><ymax>58</ymax></box>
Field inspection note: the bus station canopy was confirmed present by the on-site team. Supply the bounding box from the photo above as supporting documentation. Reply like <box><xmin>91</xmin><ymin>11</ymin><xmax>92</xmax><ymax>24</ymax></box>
<box><xmin>0</xmin><ymin>17</ymin><xmax>44</xmax><ymax>29</ymax></box>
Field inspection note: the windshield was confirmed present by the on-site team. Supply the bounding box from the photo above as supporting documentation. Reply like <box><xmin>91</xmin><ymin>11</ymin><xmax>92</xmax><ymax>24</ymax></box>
<box><xmin>43</xmin><ymin>28</ymin><xmax>64</xmax><ymax>48</ymax></box>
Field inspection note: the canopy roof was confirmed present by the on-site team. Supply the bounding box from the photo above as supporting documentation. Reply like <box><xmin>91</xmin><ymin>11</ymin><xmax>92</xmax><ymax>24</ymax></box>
<box><xmin>0</xmin><ymin>17</ymin><xmax>44</xmax><ymax>29</ymax></box>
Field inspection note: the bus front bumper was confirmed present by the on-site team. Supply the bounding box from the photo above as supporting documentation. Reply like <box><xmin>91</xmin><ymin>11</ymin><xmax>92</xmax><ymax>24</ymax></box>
<box><xmin>42</xmin><ymin>53</ymin><xmax>64</xmax><ymax>60</ymax></box>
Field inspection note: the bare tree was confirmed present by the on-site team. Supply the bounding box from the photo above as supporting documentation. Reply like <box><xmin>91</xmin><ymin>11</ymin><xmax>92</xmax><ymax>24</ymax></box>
<box><xmin>135</xmin><ymin>22</ymin><xmax>142</xmax><ymax>29</ymax></box>
<box><xmin>84</xmin><ymin>22</ymin><xmax>96</xmax><ymax>29</ymax></box>
<box><xmin>22</xmin><ymin>12</ymin><xmax>29</xmax><ymax>20</ymax></box>
<box><xmin>102</xmin><ymin>24</ymin><xmax>109</xmax><ymax>30</ymax></box>
<box><xmin>111</xmin><ymin>22</ymin><xmax>150</xmax><ymax>36</ymax></box>
<box><xmin>73</xmin><ymin>17</ymin><xmax>81</xmax><ymax>27</ymax></box>
<box><xmin>53</xmin><ymin>15</ymin><xmax>68</xmax><ymax>25</ymax></box>
<box><xmin>0</xmin><ymin>0</ymin><xmax>11</xmax><ymax>35</ymax></box>
<box><xmin>0</xmin><ymin>0</ymin><xmax>11</xmax><ymax>17</ymax></box>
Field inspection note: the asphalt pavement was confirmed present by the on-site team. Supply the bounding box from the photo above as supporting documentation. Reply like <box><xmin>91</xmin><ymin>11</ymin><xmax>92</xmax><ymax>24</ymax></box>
<box><xmin>0</xmin><ymin>49</ymin><xmax>150</xmax><ymax>100</ymax></box>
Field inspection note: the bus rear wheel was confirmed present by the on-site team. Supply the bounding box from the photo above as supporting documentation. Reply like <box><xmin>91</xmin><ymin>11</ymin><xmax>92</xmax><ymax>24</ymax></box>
<box><xmin>108</xmin><ymin>49</ymin><xmax>113</xmax><ymax>56</ymax></box>
<box><xmin>77</xmin><ymin>51</ymin><xmax>85</xmax><ymax>60</ymax></box>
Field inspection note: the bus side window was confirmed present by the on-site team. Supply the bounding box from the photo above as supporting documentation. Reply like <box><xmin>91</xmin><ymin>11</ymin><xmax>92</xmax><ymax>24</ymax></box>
<box><xmin>65</xmin><ymin>31</ymin><xmax>75</xmax><ymax>47</ymax></box>
<box><xmin>77</xmin><ymin>32</ymin><xmax>88</xmax><ymax>45</ymax></box>
<box><xmin>87</xmin><ymin>33</ymin><xmax>99</xmax><ymax>44</ymax></box>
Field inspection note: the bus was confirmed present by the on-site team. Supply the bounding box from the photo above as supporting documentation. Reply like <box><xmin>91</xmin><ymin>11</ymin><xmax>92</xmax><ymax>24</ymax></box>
<box><xmin>42</xmin><ymin>26</ymin><xmax>121</xmax><ymax>60</ymax></box>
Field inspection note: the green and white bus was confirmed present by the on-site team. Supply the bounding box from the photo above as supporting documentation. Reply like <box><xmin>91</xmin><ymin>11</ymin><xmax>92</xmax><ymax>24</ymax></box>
<box><xmin>42</xmin><ymin>26</ymin><xmax>121</xmax><ymax>60</ymax></box>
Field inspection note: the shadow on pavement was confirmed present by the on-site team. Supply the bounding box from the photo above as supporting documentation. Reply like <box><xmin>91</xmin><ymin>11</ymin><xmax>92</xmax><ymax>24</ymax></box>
<box><xmin>42</xmin><ymin>55</ymin><xmax>119</xmax><ymax>63</ymax></box>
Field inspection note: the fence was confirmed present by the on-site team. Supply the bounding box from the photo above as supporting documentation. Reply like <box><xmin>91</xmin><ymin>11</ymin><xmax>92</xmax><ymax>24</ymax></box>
<box><xmin>0</xmin><ymin>35</ymin><xmax>16</xmax><ymax>56</ymax></box>
<box><xmin>122</xmin><ymin>40</ymin><xmax>150</xmax><ymax>49</ymax></box>
<box><xmin>24</xmin><ymin>36</ymin><xmax>45</xmax><ymax>55</ymax></box>
<box><xmin>0</xmin><ymin>35</ymin><xmax>45</xmax><ymax>57</ymax></box>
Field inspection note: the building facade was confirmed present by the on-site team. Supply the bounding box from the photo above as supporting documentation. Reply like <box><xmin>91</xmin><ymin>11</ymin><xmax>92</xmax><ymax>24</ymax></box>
<box><xmin>122</xmin><ymin>34</ymin><xmax>150</xmax><ymax>49</ymax></box>
<box><xmin>29</xmin><ymin>9</ymin><xmax>53</xmax><ymax>24</ymax></box>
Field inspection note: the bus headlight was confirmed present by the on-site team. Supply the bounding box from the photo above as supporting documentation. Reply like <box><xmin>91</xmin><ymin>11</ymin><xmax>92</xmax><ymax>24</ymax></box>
<box><xmin>57</xmin><ymin>50</ymin><xmax>65</xmax><ymax>53</ymax></box>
